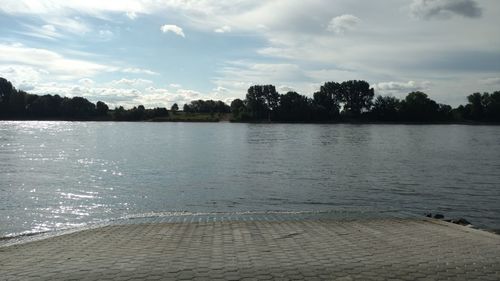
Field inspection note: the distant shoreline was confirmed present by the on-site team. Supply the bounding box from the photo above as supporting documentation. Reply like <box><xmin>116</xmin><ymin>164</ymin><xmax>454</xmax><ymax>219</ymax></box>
<box><xmin>1</xmin><ymin>117</ymin><xmax>500</xmax><ymax>126</ymax></box>
<box><xmin>2</xmin><ymin>77</ymin><xmax>499</xmax><ymax>124</ymax></box>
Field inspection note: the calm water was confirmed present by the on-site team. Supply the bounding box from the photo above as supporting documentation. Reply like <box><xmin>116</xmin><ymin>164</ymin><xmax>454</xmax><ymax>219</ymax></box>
<box><xmin>1</xmin><ymin>121</ymin><xmax>500</xmax><ymax>236</ymax></box>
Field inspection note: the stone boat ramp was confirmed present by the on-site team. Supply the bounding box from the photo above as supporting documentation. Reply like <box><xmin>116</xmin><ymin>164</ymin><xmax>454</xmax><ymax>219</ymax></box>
<box><xmin>1</xmin><ymin>211</ymin><xmax>499</xmax><ymax>280</ymax></box>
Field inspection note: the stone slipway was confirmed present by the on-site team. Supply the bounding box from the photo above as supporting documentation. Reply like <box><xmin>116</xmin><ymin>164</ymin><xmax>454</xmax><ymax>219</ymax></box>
<box><xmin>1</xmin><ymin>214</ymin><xmax>499</xmax><ymax>280</ymax></box>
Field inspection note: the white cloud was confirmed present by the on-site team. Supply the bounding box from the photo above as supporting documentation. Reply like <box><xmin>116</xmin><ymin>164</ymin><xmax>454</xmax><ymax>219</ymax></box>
<box><xmin>0</xmin><ymin>0</ymin><xmax>297</xmax><ymax>35</ymax></box>
<box><xmin>39</xmin><ymin>24</ymin><xmax>60</xmax><ymax>38</ymax></box>
<box><xmin>169</xmin><ymin>83</ymin><xmax>181</xmax><ymax>88</ymax></box>
<box><xmin>126</xmin><ymin>11</ymin><xmax>138</xmax><ymax>20</ymax></box>
<box><xmin>373</xmin><ymin>81</ymin><xmax>432</xmax><ymax>95</ymax></box>
<box><xmin>46</xmin><ymin>17</ymin><xmax>91</xmax><ymax>35</ymax></box>
<box><xmin>0</xmin><ymin>0</ymin><xmax>147</xmax><ymax>17</ymax></box>
<box><xmin>0</xmin><ymin>43</ymin><xmax>114</xmax><ymax>80</ymax></box>
<box><xmin>111</xmin><ymin>78</ymin><xmax>153</xmax><ymax>87</ymax></box>
<box><xmin>1</xmin><ymin>0</ymin><xmax>498</xmax><ymax>107</ymax></box>
<box><xmin>411</xmin><ymin>0</ymin><xmax>482</xmax><ymax>19</ymax></box>
<box><xmin>0</xmin><ymin>43</ymin><xmax>161</xmax><ymax>89</ymax></box>
<box><xmin>160</xmin><ymin>24</ymin><xmax>185</xmax><ymax>37</ymax></box>
<box><xmin>22</xmin><ymin>81</ymin><xmax>171</xmax><ymax>109</ymax></box>
<box><xmin>78</xmin><ymin>78</ymin><xmax>94</xmax><ymax>86</ymax></box>
<box><xmin>217</xmin><ymin>62</ymin><xmax>309</xmax><ymax>85</ymax></box>
<box><xmin>1</xmin><ymin>2</ymin><xmax>100</xmax><ymax>37</ymax></box>
<box><xmin>211</xmin><ymin>61</ymin><xmax>317</xmax><ymax>99</ymax></box>
<box><xmin>214</xmin><ymin>25</ymin><xmax>232</xmax><ymax>33</ymax></box>
<box><xmin>327</xmin><ymin>14</ymin><xmax>361</xmax><ymax>34</ymax></box>
<box><xmin>11</xmin><ymin>77</ymin><xmax>224</xmax><ymax>109</ymax></box>
<box><xmin>42</xmin><ymin>24</ymin><xmax>57</xmax><ymax>34</ymax></box>
<box><xmin>98</xmin><ymin>29</ymin><xmax>113</xmax><ymax>39</ymax></box>
<box><xmin>212</xmin><ymin>86</ymin><xmax>228</xmax><ymax>93</ymax></box>
<box><xmin>0</xmin><ymin>65</ymin><xmax>47</xmax><ymax>85</ymax></box>
<box><xmin>121</xmin><ymin>67</ymin><xmax>158</xmax><ymax>76</ymax></box>
<box><xmin>175</xmin><ymin>88</ymin><xmax>201</xmax><ymax>99</ymax></box>
<box><xmin>19</xmin><ymin>24</ymin><xmax>62</xmax><ymax>40</ymax></box>
<box><xmin>173</xmin><ymin>87</ymin><xmax>235</xmax><ymax>106</ymax></box>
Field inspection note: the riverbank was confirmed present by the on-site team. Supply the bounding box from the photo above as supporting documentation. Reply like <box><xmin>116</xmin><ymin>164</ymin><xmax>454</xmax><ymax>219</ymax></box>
<box><xmin>0</xmin><ymin>112</ymin><xmax>230</xmax><ymax>123</ymax></box>
<box><xmin>1</xmin><ymin>214</ymin><xmax>499</xmax><ymax>280</ymax></box>
<box><xmin>2</xmin><ymin>116</ymin><xmax>500</xmax><ymax>125</ymax></box>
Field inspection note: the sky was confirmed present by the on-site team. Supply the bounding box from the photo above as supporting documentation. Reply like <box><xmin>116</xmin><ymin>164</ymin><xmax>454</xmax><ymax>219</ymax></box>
<box><xmin>0</xmin><ymin>0</ymin><xmax>499</xmax><ymax>108</ymax></box>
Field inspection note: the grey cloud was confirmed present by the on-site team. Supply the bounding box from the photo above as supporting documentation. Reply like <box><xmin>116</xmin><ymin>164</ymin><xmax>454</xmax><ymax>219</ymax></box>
<box><xmin>480</xmin><ymin>77</ymin><xmax>500</xmax><ymax>85</ymax></box>
<box><xmin>414</xmin><ymin>50</ymin><xmax>500</xmax><ymax>72</ymax></box>
<box><xmin>327</xmin><ymin>15</ymin><xmax>361</xmax><ymax>34</ymax></box>
<box><xmin>17</xmin><ymin>82</ymin><xmax>35</xmax><ymax>91</ymax></box>
<box><xmin>411</xmin><ymin>0</ymin><xmax>482</xmax><ymax>19</ymax></box>
<box><xmin>374</xmin><ymin>81</ymin><xmax>431</xmax><ymax>94</ymax></box>
<box><xmin>278</xmin><ymin>86</ymin><xmax>296</xmax><ymax>93</ymax></box>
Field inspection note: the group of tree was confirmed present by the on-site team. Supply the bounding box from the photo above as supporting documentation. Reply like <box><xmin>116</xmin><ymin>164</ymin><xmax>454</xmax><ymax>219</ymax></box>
<box><xmin>1</xmin><ymin>76</ymin><xmax>499</xmax><ymax>123</ymax></box>
<box><xmin>454</xmin><ymin>92</ymin><xmax>500</xmax><ymax>122</ymax></box>
<box><xmin>230</xmin><ymin>81</ymin><xmax>500</xmax><ymax>123</ymax></box>
<box><xmin>183</xmin><ymin>99</ymin><xmax>230</xmax><ymax>114</ymax></box>
<box><xmin>370</xmin><ymin>92</ymin><xmax>453</xmax><ymax>122</ymax></box>
<box><xmin>0</xmin><ymin>77</ymin><xmax>169</xmax><ymax>121</ymax></box>
<box><xmin>112</xmin><ymin>105</ymin><xmax>169</xmax><ymax>121</ymax></box>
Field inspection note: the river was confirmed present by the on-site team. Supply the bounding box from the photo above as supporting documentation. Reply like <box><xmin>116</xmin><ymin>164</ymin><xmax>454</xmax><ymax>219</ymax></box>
<box><xmin>1</xmin><ymin>121</ymin><xmax>499</xmax><ymax>236</ymax></box>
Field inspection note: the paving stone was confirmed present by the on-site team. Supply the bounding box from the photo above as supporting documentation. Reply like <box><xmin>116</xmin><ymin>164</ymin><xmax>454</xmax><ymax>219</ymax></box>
<box><xmin>1</xmin><ymin>218</ymin><xmax>499</xmax><ymax>280</ymax></box>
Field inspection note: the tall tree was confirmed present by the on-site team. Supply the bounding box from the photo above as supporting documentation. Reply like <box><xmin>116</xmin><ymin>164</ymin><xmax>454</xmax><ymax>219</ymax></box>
<box><xmin>60</xmin><ymin>97</ymin><xmax>96</xmax><ymax>119</ymax></box>
<box><xmin>7</xmin><ymin>90</ymin><xmax>27</xmax><ymax>117</ymax></box>
<box><xmin>277</xmin><ymin>91</ymin><xmax>311</xmax><ymax>121</ymax></box>
<box><xmin>96</xmin><ymin>101</ymin><xmax>109</xmax><ymax>116</ymax></box>
<box><xmin>486</xmin><ymin>91</ymin><xmax>500</xmax><ymax>121</ymax></box>
<box><xmin>183</xmin><ymin>100</ymin><xmax>230</xmax><ymax>114</ymax></box>
<box><xmin>466</xmin><ymin>92</ymin><xmax>486</xmax><ymax>120</ymax></box>
<box><xmin>183</xmin><ymin>104</ymin><xmax>192</xmax><ymax>113</ymax></box>
<box><xmin>246</xmin><ymin>85</ymin><xmax>279</xmax><ymax>121</ymax></box>
<box><xmin>371</xmin><ymin>95</ymin><xmax>400</xmax><ymax>121</ymax></box>
<box><xmin>215</xmin><ymin>101</ymin><xmax>230</xmax><ymax>113</ymax></box>
<box><xmin>340</xmin><ymin>80</ymin><xmax>374</xmax><ymax>117</ymax></box>
<box><xmin>0</xmin><ymin>78</ymin><xmax>16</xmax><ymax>117</ymax></box>
<box><xmin>437</xmin><ymin>103</ymin><xmax>453</xmax><ymax>121</ymax></box>
<box><xmin>313</xmin><ymin>82</ymin><xmax>342</xmax><ymax>120</ymax></box>
<box><xmin>171</xmin><ymin>103</ymin><xmax>179</xmax><ymax>114</ymax></box>
<box><xmin>27</xmin><ymin>94</ymin><xmax>63</xmax><ymax>118</ymax></box>
<box><xmin>230</xmin><ymin>99</ymin><xmax>246</xmax><ymax>120</ymax></box>
<box><xmin>400</xmin><ymin>91</ymin><xmax>439</xmax><ymax>122</ymax></box>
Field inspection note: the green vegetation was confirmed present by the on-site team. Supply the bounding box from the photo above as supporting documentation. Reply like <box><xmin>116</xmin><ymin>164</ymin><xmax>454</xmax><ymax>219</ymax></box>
<box><xmin>1</xmin><ymin>77</ymin><xmax>499</xmax><ymax>123</ymax></box>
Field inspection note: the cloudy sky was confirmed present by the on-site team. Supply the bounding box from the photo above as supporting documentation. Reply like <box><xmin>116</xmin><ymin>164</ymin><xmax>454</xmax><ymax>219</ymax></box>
<box><xmin>1</xmin><ymin>0</ymin><xmax>499</xmax><ymax>108</ymax></box>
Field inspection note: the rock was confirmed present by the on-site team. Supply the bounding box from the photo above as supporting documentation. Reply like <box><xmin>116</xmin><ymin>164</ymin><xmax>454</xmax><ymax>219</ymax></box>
<box><xmin>451</xmin><ymin>218</ymin><xmax>471</xmax><ymax>226</ymax></box>
<box><xmin>425</xmin><ymin>213</ymin><xmax>432</xmax><ymax>218</ymax></box>
<box><xmin>433</xmin><ymin>214</ymin><xmax>444</xmax><ymax>219</ymax></box>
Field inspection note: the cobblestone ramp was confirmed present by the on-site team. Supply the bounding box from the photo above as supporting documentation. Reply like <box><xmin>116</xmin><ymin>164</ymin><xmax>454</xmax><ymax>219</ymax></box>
<box><xmin>1</xmin><ymin>218</ymin><xmax>499</xmax><ymax>280</ymax></box>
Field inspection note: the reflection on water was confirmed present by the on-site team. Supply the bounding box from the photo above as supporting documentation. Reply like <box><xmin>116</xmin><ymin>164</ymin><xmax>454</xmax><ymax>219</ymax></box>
<box><xmin>1</xmin><ymin>121</ymin><xmax>500</xmax><ymax>236</ymax></box>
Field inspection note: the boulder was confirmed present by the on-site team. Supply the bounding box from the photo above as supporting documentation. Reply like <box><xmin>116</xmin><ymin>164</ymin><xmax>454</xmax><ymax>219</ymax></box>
<box><xmin>433</xmin><ymin>214</ymin><xmax>444</xmax><ymax>219</ymax></box>
<box><xmin>451</xmin><ymin>218</ymin><xmax>471</xmax><ymax>226</ymax></box>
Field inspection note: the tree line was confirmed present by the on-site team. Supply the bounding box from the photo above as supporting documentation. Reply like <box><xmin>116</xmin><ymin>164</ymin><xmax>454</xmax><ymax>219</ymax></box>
<box><xmin>230</xmin><ymin>81</ymin><xmax>500</xmax><ymax>123</ymax></box>
<box><xmin>1</xmin><ymin>77</ymin><xmax>499</xmax><ymax>123</ymax></box>
<box><xmin>0</xmin><ymin>77</ymin><xmax>171</xmax><ymax>121</ymax></box>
